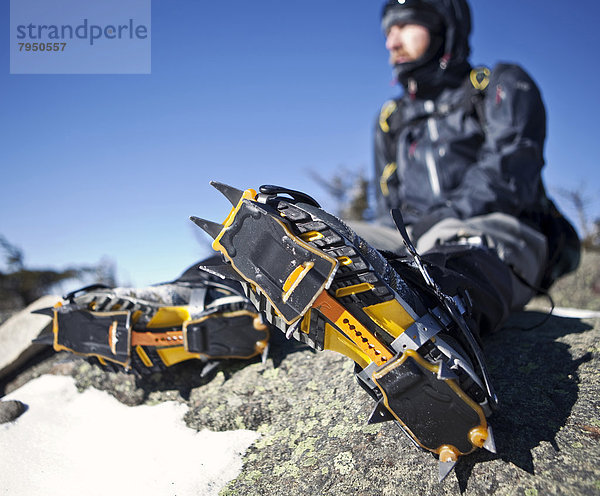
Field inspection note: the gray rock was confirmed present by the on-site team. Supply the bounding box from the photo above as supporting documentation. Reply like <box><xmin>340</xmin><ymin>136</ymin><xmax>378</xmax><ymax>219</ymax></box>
<box><xmin>0</xmin><ymin>295</ymin><xmax>61</xmax><ymax>381</ymax></box>
<box><xmin>11</xmin><ymin>311</ymin><xmax>596</xmax><ymax>495</ymax></box>
<box><xmin>0</xmin><ymin>400</ymin><xmax>26</xmax><ymax>423</ymax></box>
<box><xmin>195</xmin><ymin>316</ymin><xmax>600</xmax><ymax>496</ymax></box>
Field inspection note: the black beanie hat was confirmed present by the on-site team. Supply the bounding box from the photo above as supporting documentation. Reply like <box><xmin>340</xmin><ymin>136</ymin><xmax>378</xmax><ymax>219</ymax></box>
<box><xmin>381</xmin><ymin>0</ymin><xmax>444</xmax><ymax>35</ymax></box>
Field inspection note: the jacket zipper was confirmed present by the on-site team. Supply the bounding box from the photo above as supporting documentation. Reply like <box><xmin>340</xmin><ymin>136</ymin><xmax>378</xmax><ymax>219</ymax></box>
<box><xmin>425</xmin><ymin>110</ymin><xmax>442</xmax><ymax>198</ymax></box>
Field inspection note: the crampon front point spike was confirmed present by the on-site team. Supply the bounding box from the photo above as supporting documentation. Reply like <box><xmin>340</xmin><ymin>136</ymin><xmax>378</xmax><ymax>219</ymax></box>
<box><xmin>190</xmin><ymin>216</ymin><xmax>224</xmax><ymax>240</ymax></box>
<box><xmin>31</xmin><ymin>333</ymin><xmax>54</xmax><ymax>345</ymax></box>
<box><xmin>210</xmin><ymin>181</ymin><xmax>244</xmax><ymax>206</ymax></box>
<box><xmin>31</xmin><ymin>307</ymin><xmax>55</xmax><ymax>317</ymax></box>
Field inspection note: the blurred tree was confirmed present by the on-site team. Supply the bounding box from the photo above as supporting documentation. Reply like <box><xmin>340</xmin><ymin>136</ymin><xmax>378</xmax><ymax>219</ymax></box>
<box><xmin>310</xmin><ymin>167</ymin><xmax>374</xmax><ymax>221</ymax></box>
<box><xmin>557</xmin><ymin>187</ymin><xmax>600</xmax><ymax>252</ymax></box>
<box><xmin>585</xmin><ymin>218</ymin><xmax>600</xmax><ymax>252</ymax></box>
<box><xmin>91</xmin><ymin>256</ymin><xmax>118</xmax><ymax>287</ymax></box>
<box><xmin>0</xmin><ymin>236</ymin><xmax>117</xmax><ymax>310</ymax></box>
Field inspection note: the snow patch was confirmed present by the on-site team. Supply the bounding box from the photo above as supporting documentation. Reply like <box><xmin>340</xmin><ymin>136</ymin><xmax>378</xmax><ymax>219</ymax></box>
<box><xmin>1</xmin><ymin>375</ymin><xmax>258</xmax><ymax>496</ymax></box>
<box><xmin>551</xmin><ymin>307</ymin><xmax>600</xmax><ymax>319</ymax></box>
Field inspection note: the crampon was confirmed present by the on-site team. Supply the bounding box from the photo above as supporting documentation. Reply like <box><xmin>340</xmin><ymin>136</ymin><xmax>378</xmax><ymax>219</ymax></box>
<box><xmin>192</xmin><ymin>182</ymin><xmax>498</xmax><ymax>482</ymax></box>
<box><xmin>33</xmin><ymin>274</ymin><xmax>270</xmax><ymax>375</ymax></box>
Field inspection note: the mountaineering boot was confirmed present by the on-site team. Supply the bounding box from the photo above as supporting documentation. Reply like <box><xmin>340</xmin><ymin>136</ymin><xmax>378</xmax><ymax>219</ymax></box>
<box><xmin>192</xmin><ymin>182</ymin><xmax>498</xmax><ymax>481</ymax></box>
<box><xmin>33</xmin><ymin>272</ymin><xmax>270</xmax><ymax>375</ymax></box>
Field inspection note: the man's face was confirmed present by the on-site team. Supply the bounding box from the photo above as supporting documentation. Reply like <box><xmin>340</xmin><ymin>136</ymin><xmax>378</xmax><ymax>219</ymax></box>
<box><xmin>385</xmin><ymin>23</ymin><xmax>431</xmax><ymax>65</ymax></box>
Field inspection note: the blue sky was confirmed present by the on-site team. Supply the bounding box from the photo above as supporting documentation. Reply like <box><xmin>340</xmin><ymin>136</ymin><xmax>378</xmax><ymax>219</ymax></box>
<box><xmin>1</xmin><ymin>0</ymin><xmax>599</xmax><ymax>287</ymax></box>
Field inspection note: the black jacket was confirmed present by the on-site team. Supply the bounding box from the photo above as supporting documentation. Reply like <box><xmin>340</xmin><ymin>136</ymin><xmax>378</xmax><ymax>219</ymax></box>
<box><xmin>375</xmin><ymin>63</ymin><xmax>547</xmax><ymax>236</ymax></box>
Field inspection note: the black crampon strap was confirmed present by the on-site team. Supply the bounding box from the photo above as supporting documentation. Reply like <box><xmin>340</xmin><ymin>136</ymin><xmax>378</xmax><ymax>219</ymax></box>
<box><xmin>508</xmin><ymin>266</ymin><xmax>556</xmax><ymax>331</ymax></box>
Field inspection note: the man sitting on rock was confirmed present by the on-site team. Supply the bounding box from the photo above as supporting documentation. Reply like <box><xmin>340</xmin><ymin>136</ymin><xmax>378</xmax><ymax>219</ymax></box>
<box><xmin>187</xmin><ymin>0</ymin><xmax>579</xmax><ymax>477</ymax></box>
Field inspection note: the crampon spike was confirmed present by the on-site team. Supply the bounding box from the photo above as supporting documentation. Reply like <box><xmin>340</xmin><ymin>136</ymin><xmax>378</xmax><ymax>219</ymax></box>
<box><xmin>367</xmin><ymin>400</ymin><xmax>395</xmax><ymax>424</ymax></box>
<box><xmin>200</xmin><ymin>360</ymin><xmax>220</xmax><ymax>379</ymax></box>
<box><xmin>190</xmin><ymin>216</ymin><xmax>223</xmax><ymax>240</ymax></box>
<box><xmin>31</xmin><ymin>307</ymin><xmax>55</xmax><ymax>317</ymax></box>
<box><xmin>483</xmin><ymin>425</ymin><xmax>497</xmax><ymax>454</ymax></box>
<box><xmin>437</xmin><ymin>360</ymin><xmax>458</xmax><ymax>380</ymax></box>
<box><xmin>32</xmin><ymin>334</ymin><xmax>54</xmax><ymax>345</ymax></box>
<box><xmin>210</xmin><ymin>181</ymin><xmax>244</xmax><ymax>206</ymax></box>
<box><xmin>438</xmin><ymin>460</ymin><xmax>457</xmax><ymax>483</ymax></box>
<box><xmin>261</xmin><ymin>341</ymin><xmax>270</xmax><ymax>365</ymax></box>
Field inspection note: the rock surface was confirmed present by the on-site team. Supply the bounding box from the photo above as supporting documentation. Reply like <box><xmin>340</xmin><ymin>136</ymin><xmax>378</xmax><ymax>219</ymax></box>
<box><xmin>0</xmin><ymin>400</ymin><xmax>26</xmax><ymax>423</ymax></box>
<box><xmin>4</xmin><ymin>313</ymin><xmax>597</xmax><ymax>495</ymax></box>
